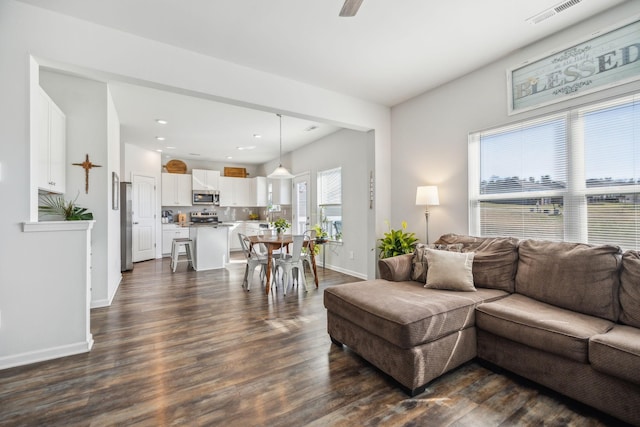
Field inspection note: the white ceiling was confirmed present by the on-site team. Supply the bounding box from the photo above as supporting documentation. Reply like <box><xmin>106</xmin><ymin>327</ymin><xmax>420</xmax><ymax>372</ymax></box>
<box><xmin>107</xmin><ymin>82</ymin><xmax>340</xmax><ymax>164</ymax></box>
<box><xmin>21</xmin><ymin>0</ymin><xmax>628</xmax><ymax>164</ymax></box>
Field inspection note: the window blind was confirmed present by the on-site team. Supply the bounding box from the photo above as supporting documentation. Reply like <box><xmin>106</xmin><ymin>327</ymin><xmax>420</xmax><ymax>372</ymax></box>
<box><xmin>318</xmin><ymin>167</ymin><xmax>342</xmax><ymax>205</ymax></box>
<box><xmin>469</xmin><ymin>93</ymin><xmax>640</xmax><ymax>251</ymax></box>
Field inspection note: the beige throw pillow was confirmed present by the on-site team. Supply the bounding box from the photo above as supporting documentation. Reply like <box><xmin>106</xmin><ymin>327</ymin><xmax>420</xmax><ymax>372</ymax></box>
<box><xmin>411</xmin><ymin>243</ymin><xmax>464</xmax><ymax>282</ymax></box>
<box><xmin>424</xmin><ymin>248</ymin><xmax>476</xmax><ymax>291</ymax></box>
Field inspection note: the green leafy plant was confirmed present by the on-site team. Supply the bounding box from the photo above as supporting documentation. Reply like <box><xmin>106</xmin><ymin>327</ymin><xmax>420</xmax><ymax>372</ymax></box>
<box><xmin>378</xmin><ymin>220</ymin><xmax>418</xmax><ymax>258</ymax></box>
<box><xmin>312</xmin><ymin>223</ymin><xmax>328</xmax><ymax>240</ymax></box>
<box><xmin>271</xmin><ymin>217</ymin><xmax>290</xmax><ymax>234</ymax></box>
<box><xmin>39</xmin><ymin>194</ymin><xmax>94</xmax><ymax>221</ymax></box>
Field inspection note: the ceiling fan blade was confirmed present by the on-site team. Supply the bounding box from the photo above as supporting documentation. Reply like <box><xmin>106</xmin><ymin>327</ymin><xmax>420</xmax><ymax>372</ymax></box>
<box><xmin>339</xmin><ymin>0</ymin><xmax>364</xmax><ymax>17</ymax></box>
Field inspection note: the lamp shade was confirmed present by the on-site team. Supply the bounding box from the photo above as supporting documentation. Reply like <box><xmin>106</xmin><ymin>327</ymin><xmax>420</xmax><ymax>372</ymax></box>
<box><xmin>416</xmin><ymin>186</ymin><xmax>439</xmax><ymax>206</ymax></box>
<box><xmin>268</xmin><ymin>165</ymin><xmax>294</xmax><ymax>179</ymax></box>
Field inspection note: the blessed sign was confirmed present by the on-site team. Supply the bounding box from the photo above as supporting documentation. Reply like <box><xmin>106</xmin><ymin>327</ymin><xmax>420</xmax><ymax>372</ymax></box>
<box><xmin>508</xmin><ymin>18</ymin><xmax>640</xmax><ymax>114</ymax></box>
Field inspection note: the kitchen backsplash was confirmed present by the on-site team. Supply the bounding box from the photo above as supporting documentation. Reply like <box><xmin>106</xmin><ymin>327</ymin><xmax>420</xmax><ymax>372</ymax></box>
<box><xmin>161</xmin><ymin>205</ymin><xmax>291</xmax><ymax>223</ymax></box>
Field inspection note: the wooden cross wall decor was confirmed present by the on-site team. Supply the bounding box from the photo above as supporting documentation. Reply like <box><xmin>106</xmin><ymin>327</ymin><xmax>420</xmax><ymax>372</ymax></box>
<box><xmin>72</xmin><ymin>154</ymin><xmax>102</xmax><ymax>194</ymax></box>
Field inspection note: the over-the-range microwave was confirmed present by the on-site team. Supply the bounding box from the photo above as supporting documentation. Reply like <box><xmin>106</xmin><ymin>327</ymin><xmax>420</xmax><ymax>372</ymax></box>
<box><xmin>192</xmin><ymin>191</ymin><xmax>220</xmax><ymax>205</ymax></box>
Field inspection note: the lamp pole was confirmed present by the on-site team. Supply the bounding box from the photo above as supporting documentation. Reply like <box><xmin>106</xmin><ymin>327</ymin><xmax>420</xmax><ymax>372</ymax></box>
<box><xmin>416</xmin><ymin>185</ymin><xmax>439</xmax><ymax>244</ymax></box>
<box><xmin>424</xmin><ymin>207</ymin><xmax>431</xmax><ymax>244</ymax></box>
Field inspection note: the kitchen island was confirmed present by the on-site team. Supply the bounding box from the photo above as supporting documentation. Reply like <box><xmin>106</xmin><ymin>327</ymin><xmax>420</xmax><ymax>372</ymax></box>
<box><xmin>188</xmin><ymin>224</ymin><xmax>230</xmax><ymax>271</ymax></box>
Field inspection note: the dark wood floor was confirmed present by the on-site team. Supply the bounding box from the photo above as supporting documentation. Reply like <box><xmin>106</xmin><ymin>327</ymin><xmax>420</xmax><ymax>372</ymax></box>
<box><xmin>0</xmin><ymin>255</ymin><xmax>624</xmax><ymax>426</ymax></box>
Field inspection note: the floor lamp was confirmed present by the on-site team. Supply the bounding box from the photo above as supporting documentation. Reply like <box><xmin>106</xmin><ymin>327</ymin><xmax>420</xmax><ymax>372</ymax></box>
<box><xmin>416</xmin><ymin>186</ymin><xmax>439</xmax><ymax>244</ymax></box>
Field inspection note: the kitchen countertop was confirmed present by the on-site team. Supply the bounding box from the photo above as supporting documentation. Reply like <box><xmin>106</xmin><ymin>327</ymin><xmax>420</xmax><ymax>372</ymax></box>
<box><xmin>191</xmin><ymin>223</ymin><xmax>233</xmax><ymax>227</ymax></box>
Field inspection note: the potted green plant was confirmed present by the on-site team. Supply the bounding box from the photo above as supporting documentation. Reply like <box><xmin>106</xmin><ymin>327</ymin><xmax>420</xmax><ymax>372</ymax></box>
<box><xmin>312</xmin><ymin>224</ymin><xmax>328</xmax><ymax>242</ymax></box>
<box><xmin>271</xmin><ymin>217</ymin><xmax>290</xmax><ymax>236</ymax></box>
<box><xmin>39</xmin><ymin>194</ymin><xmax>94</xmax><ymax>220</ymax></box>
<box><xmin>378</xmin><ymin>220</ymin><xmax>418</xmax><ymax>258</ymax></box>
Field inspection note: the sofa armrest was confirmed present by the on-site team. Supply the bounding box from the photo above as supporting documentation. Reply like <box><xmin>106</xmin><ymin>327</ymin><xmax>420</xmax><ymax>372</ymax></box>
<box><xmin>378</xmin><ymin>254</ymin><xmax>413</xmax><ymax>281</ymax></box>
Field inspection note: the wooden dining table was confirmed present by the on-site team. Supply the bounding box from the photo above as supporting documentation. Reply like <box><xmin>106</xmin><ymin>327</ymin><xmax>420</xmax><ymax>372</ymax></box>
<box><xmin>248</xmin><ymin>234</ymin><xmax>319</xmax><ymax>295</ymax></box>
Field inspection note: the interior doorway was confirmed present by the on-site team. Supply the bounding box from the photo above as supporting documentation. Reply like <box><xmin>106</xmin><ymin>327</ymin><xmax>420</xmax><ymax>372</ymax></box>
<box><xmin>292</xmin><ymin>173</ymin><xmax>311</xmax><ymax>234</ymax></box>
<box><xmin>132</xmin><ymin>173</ymin><xmax>156</xmax><ymax>262</ymax></box>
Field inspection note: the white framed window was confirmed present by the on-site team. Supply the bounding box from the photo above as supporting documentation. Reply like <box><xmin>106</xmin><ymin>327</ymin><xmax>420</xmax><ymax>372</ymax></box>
<box><xmin>469</xmin><ymin>93</ymin><xmax>640</xmax><ymax>250</ymax></box>
<box><xmin>317</xmin><ymin>167</ymin><xmax>342</xmax><ymax>241</ymax></box>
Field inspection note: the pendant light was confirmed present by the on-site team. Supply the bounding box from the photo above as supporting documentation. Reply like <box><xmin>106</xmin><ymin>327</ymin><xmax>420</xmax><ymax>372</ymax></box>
<box><xmin>268</xmin><ymin>114</ymin><xmax>294</xmax><ymax>179</ymax></box>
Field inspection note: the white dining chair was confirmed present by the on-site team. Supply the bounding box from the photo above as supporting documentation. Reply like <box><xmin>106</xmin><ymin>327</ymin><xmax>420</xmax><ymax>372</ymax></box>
<box><xmin>299</xmin><ymin>230</ymin><xmax>316</xmax><ymax>283</ymax></box>
<box><xmin>238</xmin><ymin>233</ymin><xmax>270</xmax><ymax>291</ymax></box>
<box><xmin>273</xmin><ymin>235</ymin><xmax>308</xmax><ymax>295</ymax></box>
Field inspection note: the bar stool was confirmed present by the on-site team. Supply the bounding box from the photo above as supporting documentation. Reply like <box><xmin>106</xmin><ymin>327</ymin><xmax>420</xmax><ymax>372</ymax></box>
<box><xmin>171</xmin><ymin>238</ymin><xmax>194</xmax><ymax>272</ymax></box>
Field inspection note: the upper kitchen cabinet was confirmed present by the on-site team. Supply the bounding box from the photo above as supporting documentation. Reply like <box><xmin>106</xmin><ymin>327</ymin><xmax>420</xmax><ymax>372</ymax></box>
<box><xmin>192</xmin><ymin>169</ymin><xmax>220</xmax><ymax>191</ymax></box>
<box><xmin>161</xmin><ymin>173</ymin><xmax>192</xmax><ymax>206</ymax></box>
<box><xmin>36</xmin><ymin>87</ymin><xmax>66</xmax><ymax>194</ymax></box>
<box><xmin>219</xmin><ymin>176</ymin><xmax>251</xmax><ymax>207</ymax></box>
<box><xmin>253</xmin><ymin>177</ymin><xmax>268</xmax><ymax>207</ymax></box>
<box><xmin>269</xmin><ymin>178</ymin><xmax>292</xmax><ymax>205</ymax></box>
<box><xmin>220</xmin><ymin>176</ymin><xmax>268</xmax><ymax>207</ymax></box>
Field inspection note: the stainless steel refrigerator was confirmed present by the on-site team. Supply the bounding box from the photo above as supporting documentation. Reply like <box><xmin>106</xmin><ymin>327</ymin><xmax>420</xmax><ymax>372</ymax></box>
<box><xmin>121</xmin><ymin>181</ymin><xmax>133</xmax><ymax>271</ymax></box>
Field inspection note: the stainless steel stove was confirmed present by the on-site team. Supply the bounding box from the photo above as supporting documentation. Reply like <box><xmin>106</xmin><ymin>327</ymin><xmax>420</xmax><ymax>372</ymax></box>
<box><xmin>190</xmin><ymin>211</ymin><xmax>219</xmax><ymax>223</ymax></box>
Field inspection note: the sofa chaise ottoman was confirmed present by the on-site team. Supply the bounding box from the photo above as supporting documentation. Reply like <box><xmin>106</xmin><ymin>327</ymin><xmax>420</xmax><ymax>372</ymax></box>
<box><xmin>323</xmin><ymin>234</ymin><xmax>640</xmax><ymax>426</ymax></box>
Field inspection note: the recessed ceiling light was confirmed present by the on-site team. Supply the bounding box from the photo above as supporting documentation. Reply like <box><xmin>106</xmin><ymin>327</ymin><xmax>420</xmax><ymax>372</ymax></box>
<box><xmin>237</xmin><ymin>146</ymin><xmax>256</xmax><ymax>151</ymax></box>
<box><xmin>189</xmin><ymin>153</ymin><xmax>201</xmax><ymax>156</ymax></box>
<box><xmin>166</xmin><ymin>146</ymin><xmax>176</xmax><ymax>149</ymax></box>
<box><xmin>156</xmin><ymin>149</ymin><xmax>163</xmax><ymax>153</ymax></box>
<box><xmin>156</xmin><ymin>136</ymin><xmax>165</xmax><ymax>141</ymax></box>
<box><xmin>253</xmin><ymin>133</ymin><xmax>262</xmax><ymax>138</ymax></box>
<box><xmin>226</xmin><ymin>156</ymin><xmax>233</xmax><ymax>160</ymax></box>
<box><xmin>156</xmin><ymin>119</ymin><xmax>168</xmax><ymax>125</ymax></box>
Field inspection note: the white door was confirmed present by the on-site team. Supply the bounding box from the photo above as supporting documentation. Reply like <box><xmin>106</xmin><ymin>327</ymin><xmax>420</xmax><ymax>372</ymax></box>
<box><xmin>293</xmin><ymin>173</ymin><xmax>311</xmax><ymax>234</ymax></box>
<box><xmin>132</xmin><ymin>174</ymin><xmax>156</xmax><ymax>262</ymax></box>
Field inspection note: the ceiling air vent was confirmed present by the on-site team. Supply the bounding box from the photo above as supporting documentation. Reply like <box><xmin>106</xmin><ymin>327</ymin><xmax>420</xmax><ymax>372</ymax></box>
<box><xmin>526</xmin><ymin>0</ymin><xmax>582</xmax><ymax>25</ymax></box>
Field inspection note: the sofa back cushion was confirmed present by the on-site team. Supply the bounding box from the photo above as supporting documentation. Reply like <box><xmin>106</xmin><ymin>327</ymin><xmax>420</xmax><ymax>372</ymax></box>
<box><xmin>620</xmin><ymin>251</ymin><xmax>640</xmax><ymax>328</ymax></box>
<box><xmin>411</xmin><ymin>243</ymin><xmax>463</xmax><ymax>282</ymax></box>
<box><xmin>434</xmin><ymin>234</ymin><xmax>519</xmax><ymax>292</ymax></box>
<box><xmin>516</xmin><ymin>240</ymin><xmax>622</xmax><ymax>321</ymax></box>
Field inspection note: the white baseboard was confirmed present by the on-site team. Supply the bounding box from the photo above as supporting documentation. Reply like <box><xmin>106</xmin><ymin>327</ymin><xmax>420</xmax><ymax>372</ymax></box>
<box><xmin>0</xmin><ymin>338</ymin><xmax>93</xmax><ymax>371</ymax></box>
<box><xmin>91</xmin><ymin>298</ymin><xmax>110</xmax><ymax>309</ymax></box>
<box><xmin>91</xmin><ymin>275</ymin><xmax>121</xmax><ymax>309</ymax></box>
<box><xmin>321</xmin><ymin>264</ymin><xmax>367</xmax><ymax>280</ymax></box>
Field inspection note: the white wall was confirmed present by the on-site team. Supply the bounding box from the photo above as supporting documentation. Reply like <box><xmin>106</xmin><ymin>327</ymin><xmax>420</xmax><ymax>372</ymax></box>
<box><xmin>0</xmin><ymin>0</ymin><xmax>388</xmax><ymax>369</ymax></box>
<box><xmin>391</xmin><ymin>2</ymin><xmax>640</xmax><ymax>243</ymax></box>
<box><xmin>39</xmin><ymin>70</ymin><xmax>122</xmax><ymax>308</ymax></box>
<box><xmin>263</xmin><ymin>129</ymin><xmax>374</xmax><ymax>278</ymax></box>
<box><xmin>107</xmin><ymin>88</ymin><xmax>121</xmax><ymax>302</ymax></box>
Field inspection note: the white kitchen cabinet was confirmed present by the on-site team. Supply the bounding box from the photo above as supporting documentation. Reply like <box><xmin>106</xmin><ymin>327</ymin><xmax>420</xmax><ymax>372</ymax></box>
<box><xmin>252</xmin><ymin>177</ymin><xmax>268</xmax><ymax>207</ymax></box>
<box><xmin>269</xmin><ymin>178</ymin><xmax>292</xmax><ymax>205</ymax></box>
<box><xmin>220</xmin><ymin>176</ymin><xmax>268</xmax><ymax>207</ymax></box>
<box><xmin>228</xmin><ymin>222</ymin><xmax>243</xmax><ymax>251</ymax></box>
<box><xmin>37</xmin><ymin>87</ymin><xmax>66</xmax><ymax>194</ymax></box>
<box><xmin>219</xmin><ymin>176</ymin><xmax>252</xmax><ymax>207</ymax></box>
<box><xmin>229</xmin><ymin>222</ymin><xmax>267</xmax><ymax>252</ymax></box>
<box><xmin>162</xmin><ymin>224</ymin><xmax>190</xmax><ymax>255</ymax></box>
<box><xmin>192</xmin><ymin>169</ymin><xmax>220</xmax><ymax>191</ymax></box>
<box><xmin>161</xmin><ymin>173</ymin><xmax>192</xmax><ymax>206</ymax></box>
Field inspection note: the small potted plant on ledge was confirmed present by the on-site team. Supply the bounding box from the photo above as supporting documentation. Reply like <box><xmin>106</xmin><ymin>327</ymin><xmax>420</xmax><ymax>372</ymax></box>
<box><xmin>312</xmin><ymin>224</ymin><xmax>328</xmax><ymax>243</ymax></box>
<box><xmin>378</xmin><ymin>220</ymin><xmax>417</xmax><ymax>258</ymax></box>
<box><xmin>39</xmin><ymin>194</ymin><xmax>94</xmax><ymax>221</ymax></box>
<box><xmin>271</xmin><ymin>217</ymin><xmax>290</xmax><ymax>237</ymax></box>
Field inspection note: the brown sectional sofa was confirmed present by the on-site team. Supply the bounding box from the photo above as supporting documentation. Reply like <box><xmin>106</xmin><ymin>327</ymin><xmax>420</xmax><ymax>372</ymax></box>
<box><xmin>323</xmin><ymin>234</ymin><xmax>640</xmax><ymax>425</ymax></box>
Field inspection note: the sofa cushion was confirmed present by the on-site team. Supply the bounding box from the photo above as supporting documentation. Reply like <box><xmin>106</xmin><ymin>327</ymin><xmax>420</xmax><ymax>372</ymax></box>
<box><xmin>411</xmin><ymin>243</ymin><xmax>463</xmax><ymax>282</ymax></box>
<box><xmin>378</xmin><ymin>254</ymin><xmax>413</xmax><ymax>282</ymax></box>
<box><xmin>620</xmin><ymin>251</ymin><xmax>640</xmax><ymax>328</ymax></box>
<box><xmin>434</xmin><ymin>234</ymin><xmax>519</xmax><ymax>292</ymax></box>
<box><xmin>324</xmin><ymin>279</ymin><xmax>508</xmax><ymax>349</ymax></box>
<box><xmin>516</xmin><ymin>240</ymin><xmax>622</xmax><ymax>321</ymax></box>
<box><xmin>476</xmin><ymin>294</ymin><xmax>614</xmax><ymax>363</ymax></box>
<box><xmin>590</xmin><ymin>325</ymin><xmax>640</xmax><ymax>386</ymax></box>
<box><xmin>424</xmin><ymin>249</ymin><xmax>476</xmax><ymax>292</ymax></box>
